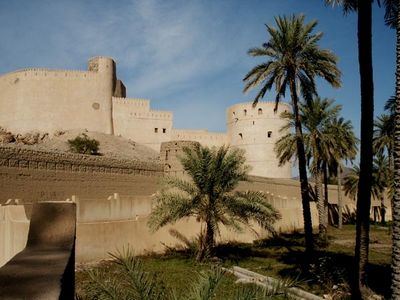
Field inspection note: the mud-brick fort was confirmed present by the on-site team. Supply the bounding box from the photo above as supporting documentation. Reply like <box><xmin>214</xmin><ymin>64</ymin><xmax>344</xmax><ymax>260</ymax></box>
<box><xmin>0</xmin><ymin>56</ymin><xmax>291</xmax><ymax>178</ymax></box>
<box><xmin>0</xmin><ymin>57</ymin><xmax>387</xmax><ymax>267</ymax></box>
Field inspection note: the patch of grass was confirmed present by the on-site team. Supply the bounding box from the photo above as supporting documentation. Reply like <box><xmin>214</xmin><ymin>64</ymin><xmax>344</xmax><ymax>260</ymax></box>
<box><xmin>76</xmin><ymin>225</ymin><xmax>391</xmax><ymax>299</ymax></box>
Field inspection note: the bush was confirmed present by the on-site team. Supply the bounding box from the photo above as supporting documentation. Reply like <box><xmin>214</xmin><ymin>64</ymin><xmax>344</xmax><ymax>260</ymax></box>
<box><xmin>68</xmin><ymin>133</ymin><xmax>100</xmax><ymax>155</ymax></box>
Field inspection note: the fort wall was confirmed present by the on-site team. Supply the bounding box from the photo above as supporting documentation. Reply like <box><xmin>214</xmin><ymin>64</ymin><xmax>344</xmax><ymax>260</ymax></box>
<box><xmin>113</xmin><ymin>97</ymin><xmax>173</xmax><ymax>152</ymax></box>
<box><xmin>0</xmin><ymin>146</ymin><xmax>163</xmax><ymax>206</ymax></box>
<box><xmin>0</xmin><ymin>57</ymin><xmax>115</xmax><ymax>135</ymax></box>
<box><xmin>171</xmin><ymin>129</ymin><xmax>228</xmax><ymax>148</ymax></box>
<box><xmin>227</xmin><ymin>102</ymin><xmax>292</xmax><ymax>178</ymax></box>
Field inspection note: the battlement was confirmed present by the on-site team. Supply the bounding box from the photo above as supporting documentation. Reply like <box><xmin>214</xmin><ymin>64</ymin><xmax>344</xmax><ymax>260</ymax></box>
<box><xmin>112</xmin><ymin>97</ymin><xmax>150</xmax><ymax>107</ymax></box>
<box><xmin>0</xmin><ymin>68</ymin><xmax>96</xmax><ymax>80</ymax></box>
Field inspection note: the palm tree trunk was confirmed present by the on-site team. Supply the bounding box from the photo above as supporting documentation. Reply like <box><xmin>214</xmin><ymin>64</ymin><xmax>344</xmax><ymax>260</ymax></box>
<box><xmin>289</xmin><ymin>76</ymin><xmax>314</xmax><ymax>255</ymax></box>
<box><xmin>316</xmin><ymin>165</ymin><xmax>327</xmax><ymax>239</ymax></box>
<box><xmin>338</xmin><ymin>164</ymin><xmax>343</xmax><ymax>229</ymax></box>
<box><xmin>353</xmin><ymin>1</ymin><xmax>374</xmax><ymax>298</ymax></box>
<box><xmin>380</xmin><ymin>195</ymin><xmax>386</xmax><ymax>225</ymax></box>
<box><xmin>323</xmin><ymin>162</ymin><xmax>329</xmax><ymax>229</ymax></box>
<box><xmin>197</xmin><ymin>220</ymin><xmax>215</xmax><ymax>262</ymax></box>
<box><xmin>391</xmin><ymin>2</ymin><xmax>400</xmax><ymax>298</ymax></box>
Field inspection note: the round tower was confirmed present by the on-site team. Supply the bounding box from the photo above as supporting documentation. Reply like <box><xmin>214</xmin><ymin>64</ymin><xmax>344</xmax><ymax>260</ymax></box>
<box><xmin>88</xmin><ymin>56</ymin><xmax>116</xmax><ymax>135</ymax></box>
<box><xmin>226</xmin><ymin>101</ymin><xmax>292</xmax><ymax>178</ymax></box>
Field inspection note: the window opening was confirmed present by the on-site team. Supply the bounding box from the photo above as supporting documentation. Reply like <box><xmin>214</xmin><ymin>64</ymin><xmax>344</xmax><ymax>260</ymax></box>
<box><xmin>258</xmin><ymin>108</ymin><xmax>263</xmax><ymax>115</ymax></box>
<box><xmin>267</xmin><ymin>131</ymin><xmax>272</xmax><ymax>138</ymax></box>
<box><xmin>154</xmin><ymin>128</ymin><xmax>158</xmax><ymax>133</ymax></box>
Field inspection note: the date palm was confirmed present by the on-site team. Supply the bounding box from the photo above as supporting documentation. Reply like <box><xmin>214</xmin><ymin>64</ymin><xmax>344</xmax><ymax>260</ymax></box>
<box><xmin>324</xmin><ymin>1</ymin><xmax>392</xmax><ymax>296</ymax></box>
<box><xmin>148</xmin><ymin>144</ymin><xmax>280</xmax><ymax>262</ymax></box>
<box><xmin>343</xmin><ymin>155</ymin><xmax>389</xmax><ymax>218</ymax></box>
<box><xmin>275</xmin><ymin>98</ymin><xmax>356</xmax><ymax>239</ymax></box>
<box><xmin>326</xmin><ymin>117</ymin><xmax>358</xmax><ymax>229</ymax></box>
<box><xmin>374</xmin><ymin>113</ymin><xmax>394</xmax><ymax>165</ymax></box>
<box><xmin>243</xmin><ymin>15</ymin><xmax>341</xmax><ymax>255</ymax></box>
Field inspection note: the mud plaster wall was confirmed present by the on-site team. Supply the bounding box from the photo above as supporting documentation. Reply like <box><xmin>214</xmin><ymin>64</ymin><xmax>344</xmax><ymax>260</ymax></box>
<box><xmin>0</xmin><ymin>146</ymin><xmax>163</xmax><ymax>209</ymax></box>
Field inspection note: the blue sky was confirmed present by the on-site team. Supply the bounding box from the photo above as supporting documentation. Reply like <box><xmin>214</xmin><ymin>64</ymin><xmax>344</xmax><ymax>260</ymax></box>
<box><xmin>0</xmin><ymin>0</ymin><xmax>395</xmax><ymax>139</ymax></box>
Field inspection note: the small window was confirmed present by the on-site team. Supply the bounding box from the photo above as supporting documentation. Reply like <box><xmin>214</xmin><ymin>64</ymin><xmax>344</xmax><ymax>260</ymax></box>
<box><xmin>258</xmin><ymin>108</ymin><xmax>263</xmax><ymax>115</ymax></box>
<box><xmin>244</xmin><ymin>109</ymin><xmax>247</xmax><ymax>116</ymax></box>
<box><xmin>267</xmin><ymin>131</ymin><xmax>272</xmax><ymax>138</ymax></box>
<box><xmin>232</xmin><ymin>111</ymin><xmax>236</xmax><ymax>117</ymax></box>
<box><xmin>165</xmin><ymin>150</ymin><xmax>169</xmax><ymax>160</ymax></box>
<box><xmin>154</xmin><ymin>128</ymin><xmax>158</xmax><ymax>133</ymax></box>
<box><xmin>163</xmin><ymin>128</ymin><xmax>166</xmax><ymax>133</ymax></box>
<box><xmin>239</xmin><ymin>133</ymin><xmax>243</xmax><ymax>139</ymax></box>
<box><xmin>253</xmin><ymin>121</ymin><xmax>255</xmax><ymax>125</ymax></box>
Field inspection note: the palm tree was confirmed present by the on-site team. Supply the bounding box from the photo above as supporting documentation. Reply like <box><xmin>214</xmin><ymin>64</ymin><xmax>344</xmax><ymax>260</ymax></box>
<box><xmin>344</xmin><ymin>155</ymin><xmax>389</xmax><ymax>218</ymax></box>
<box><xmin>391</xmin><ymin>9</ymin><xmax>400</xmax><ymax>293</ymax></box>
<box><xmin>275</xmin><ymin>98</ymin><xmax>342</xmax><ymax>239</ymax></box>
<box><xmin>374</xmin><ymin>114</ymin><xmax>394</xmax><ymax>166</ymax></box>
<box><xmin>324</xmin><ymin>1</ymin><xmax>376</xmax><ymax>296</ymax></box>
<box><xmin>326</xmin><ymin>117</ymin><xmax>358</xmax><ymax>229</ymax></box>
<box><xmin>275</xmin><ymin>98</ymin><xmax>357</xmax><ymax>238</ymax></box>
<box><xmin>301</xmin><ymin>98</ymin><xmax>342</xmax><ymax>239</ymax></box>
<box><xmin>148</xmin><ymin>144</ymin><xmax>280</xmax><ymax>262</ymax></box>
<box><xmin>243</xmin><ymin>15</ymin><xmax>341</xmax><ymax>254</ymax></box>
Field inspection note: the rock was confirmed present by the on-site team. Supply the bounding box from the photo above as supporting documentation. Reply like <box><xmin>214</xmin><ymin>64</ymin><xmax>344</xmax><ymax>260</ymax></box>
<box><xmin>0</xmin><ymin>130</ymin><xmax>15</xmax><ymax>144</ymax></box>
<box><xmin>15</xmin><ymin>131</ymin><xmax>49</xmax><ymax>145</ymax></box>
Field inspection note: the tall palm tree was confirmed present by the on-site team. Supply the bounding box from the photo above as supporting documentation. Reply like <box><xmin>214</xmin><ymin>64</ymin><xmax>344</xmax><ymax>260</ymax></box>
<box><xmin>275</xmin><ymin>98</ymin><xmax>356</xmax><ymax>238</ymax></box>
<box><xmin>301</xmin><ymin>98</ymin><xmax>341</xmax><ymax>239</ymax></box>
<box><xmin>148</xmin><ymin>144</ymin><xmax>280</xmax><ymax>262</ymax></box>
<box><xmin>343</xmin><ymin>155</ymin><xmax>389</xmax><ymax>212</ymax></box>
<box><xmin>327</xmin><ymin>117</ymin><xmax>358</xmax><ymax>229</ymax></box>
<box><xmin>391</xmin><ymin>0</ymin><xmax>400</xmax><ymax>295</ymax></box>
<box><xmin>243</xmin><ymin>15</ymin><xmax>341</xmax><ymax>254</ymax></box>
<box><xmin>374</xmin><ymin>114</ymin><xmax>394</xmax><ymax>165</ymax></box>
<box><xmin>324</xmin><ymin>1</ymin><xmax>375</xmax><ymax>297</ymax></box>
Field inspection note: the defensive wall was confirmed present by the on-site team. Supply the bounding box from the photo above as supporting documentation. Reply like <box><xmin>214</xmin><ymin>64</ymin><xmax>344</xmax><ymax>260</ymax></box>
<box><xmin>0</xmin><ymin>146</ymin><xmax>391</xmax><ymax>265</ymax></box>
<box><xmin>0</xmin><ymin>146</ymin><xmax>163</xmax><ymax>207</ymax></box>
<box><xmin>227</xmin><ymin>101</ymin><xmax>292</xmax><ymax>178</ymax></box>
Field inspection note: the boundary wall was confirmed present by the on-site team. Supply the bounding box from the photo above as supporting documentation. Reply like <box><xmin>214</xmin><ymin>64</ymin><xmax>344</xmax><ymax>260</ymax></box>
<box><xmin>0</xmin><ymin>146</ymin><xmax>163</xmax><ymax>176</ymax></box>
<box><xmin>0</xmin><ymin>205</ymin><xmax>29</xmax><ymax>267</ymax></box>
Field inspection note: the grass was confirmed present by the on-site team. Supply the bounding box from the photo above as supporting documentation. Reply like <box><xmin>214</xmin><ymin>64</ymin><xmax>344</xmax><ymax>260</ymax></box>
<box><xmin>76</xmin><ymin>224</ymin><xmax>392</xmax><ymax>299</ymax></box>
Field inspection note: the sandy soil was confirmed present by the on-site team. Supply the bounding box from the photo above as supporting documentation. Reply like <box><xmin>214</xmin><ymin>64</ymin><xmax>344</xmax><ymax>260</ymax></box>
<box><xmin>28</xmin><ymin>129</ymin><xmax>160</xmax><ymax>161</ymax></box>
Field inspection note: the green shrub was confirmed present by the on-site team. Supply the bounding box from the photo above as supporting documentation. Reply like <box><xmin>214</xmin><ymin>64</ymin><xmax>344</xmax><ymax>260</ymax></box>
<box><xmin>68</xmin><ymin>133</ymin><xmax>100</xmax><ymax>155</ymax></box>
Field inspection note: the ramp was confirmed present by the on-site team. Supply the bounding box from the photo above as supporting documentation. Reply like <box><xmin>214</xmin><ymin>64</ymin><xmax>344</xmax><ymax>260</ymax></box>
<box><xmin>0</xmin><ymin>201</ymin><xmax>76</xmax><ymax>299</ymax></box>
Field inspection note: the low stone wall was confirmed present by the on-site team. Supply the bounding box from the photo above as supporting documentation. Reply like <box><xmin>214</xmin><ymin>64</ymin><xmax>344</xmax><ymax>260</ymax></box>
<box><xmin>0</xmin><ymin>146</ymin><xmax>163</xmax><ymax>176</ymax></box>
<box><xmin>0</xmin><ymin>205</ymin><xmax>29</xmax><ymax>267</ymax></box>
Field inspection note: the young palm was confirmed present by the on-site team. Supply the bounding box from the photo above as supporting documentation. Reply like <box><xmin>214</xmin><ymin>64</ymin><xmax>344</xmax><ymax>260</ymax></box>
<box><xmin>243</xmin><ymin>15</ymin><xmax>341</xmax><ymax>254</ymax></box>
<box><xmin>148</xmin><ymin>144</ymin><xmax>280</xmax><ymax>262</ymax></box>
